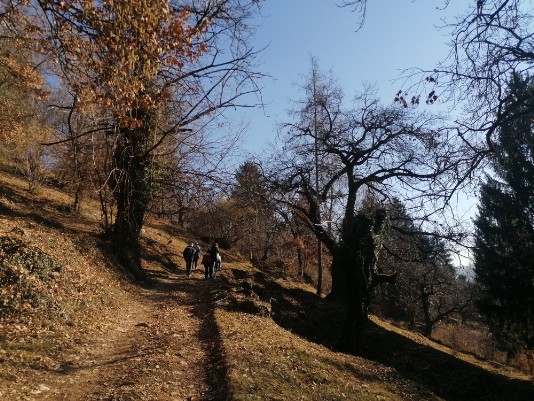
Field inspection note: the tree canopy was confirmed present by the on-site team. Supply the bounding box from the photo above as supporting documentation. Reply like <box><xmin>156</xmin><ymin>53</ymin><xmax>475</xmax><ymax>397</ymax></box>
<box><xmin>0</xmin><ymin>0</ymin><xmax>264</xmax><ymax>279</ymax></box>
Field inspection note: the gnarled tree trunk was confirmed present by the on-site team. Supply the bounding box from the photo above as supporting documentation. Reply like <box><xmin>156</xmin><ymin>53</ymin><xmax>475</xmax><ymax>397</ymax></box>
<box><xmin>329</xmin><ymin>208</ymin><xmax>389</xmax><ymax>353</ymax></box>
<box><xmin>110</xmin><ymin>108</ymin><xmax>155</xmax><ymax>281</ymax></box>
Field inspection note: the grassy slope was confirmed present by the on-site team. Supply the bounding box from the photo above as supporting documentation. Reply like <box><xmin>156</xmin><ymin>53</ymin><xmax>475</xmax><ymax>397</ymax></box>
<box><xmin>211</xmin><ymin>265</ymin><xmax>534</xmax><ymax>401</ymax></box>
<box><xmin>0</xmin><ymin>169</ymin><xmax>532</xmax><ymax>401</ymax></box>
<box><xmin>0</xmin><ymin>171</ymin><xmax>139</xmax><ymax>399</ymax></box>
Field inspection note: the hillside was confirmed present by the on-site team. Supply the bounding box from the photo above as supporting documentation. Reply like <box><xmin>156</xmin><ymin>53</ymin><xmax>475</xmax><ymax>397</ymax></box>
<box><xmin>1</xmin><ymin>169</ymin><xmax>533</xmax><ymax>401</ymax></box>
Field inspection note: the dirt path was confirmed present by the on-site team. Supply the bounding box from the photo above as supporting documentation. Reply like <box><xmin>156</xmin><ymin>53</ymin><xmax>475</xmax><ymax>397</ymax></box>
<box><xmin>33</xmin><ymin>267</ymin><xmax>227</xmax><ymax>401</ymax></box>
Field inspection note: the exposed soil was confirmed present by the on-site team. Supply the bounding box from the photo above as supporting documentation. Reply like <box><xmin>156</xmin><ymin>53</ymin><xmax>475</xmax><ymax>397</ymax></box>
<box><xmin>10</xmin><ymin>267</ymin><xmax>227</xmax><ymax>401</ymax></box>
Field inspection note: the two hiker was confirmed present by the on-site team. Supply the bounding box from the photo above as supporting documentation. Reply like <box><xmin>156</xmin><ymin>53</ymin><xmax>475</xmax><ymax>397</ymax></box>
<box><xmin>201</xmin><ymin>242</ymin><xmax>221</xmax><ymax>279</ymax></box>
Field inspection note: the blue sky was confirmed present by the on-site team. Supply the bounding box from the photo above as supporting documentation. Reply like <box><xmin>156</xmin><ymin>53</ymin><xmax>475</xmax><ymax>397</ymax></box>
<box><xmin>226</xmin><ymin>1</ymin><xmax>476</xmax><ymax>266</ymax></box>
<box><xmin>233</xmin><ymin>0</ymin><xmax>469</xmax><ymax>154</ymax></box>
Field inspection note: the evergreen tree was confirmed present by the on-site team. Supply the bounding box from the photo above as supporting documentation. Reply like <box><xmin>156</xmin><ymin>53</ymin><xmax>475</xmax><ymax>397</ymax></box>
<box><xmin>474</xmin><ymin>73</ymin><xmax>534</xmax><ymax>352</ymax></box>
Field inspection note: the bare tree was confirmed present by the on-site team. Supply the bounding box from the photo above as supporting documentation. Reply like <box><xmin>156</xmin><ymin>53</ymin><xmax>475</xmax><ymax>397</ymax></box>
<box><xmin>266</xmin><ymin>60</ymin><xmax>471</xmax><ymax>352</ymax></box>
<box><xmin>376</xmin><ymin>200</ymin><xmax>473</xmax><ymax>337</ymax></box>
<box><xmin>230</xmin><ymin>161</ymin><xmax>277</xmax><ymax>262</ymax></box>
<box><xmin>340</xmin><ymin>1</ymin><xmax>534</xmax><ymax>177</ymax></box>
<box><xmin>401</xmin><ymin>1</ymin><xmax>533</xmax><ymax>170</ymax></box>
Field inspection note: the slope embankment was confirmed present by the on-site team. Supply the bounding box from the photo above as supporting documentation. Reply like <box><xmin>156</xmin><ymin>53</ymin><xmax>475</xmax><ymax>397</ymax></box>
<box><xmin>1</xmin><ymin>170</ymin><xmax>533</xmax><ymax>401</ymax></box>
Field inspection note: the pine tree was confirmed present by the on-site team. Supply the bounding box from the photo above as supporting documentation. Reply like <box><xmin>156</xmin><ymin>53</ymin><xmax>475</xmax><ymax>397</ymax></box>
<box><xmin>474</xmin><ymin>73</ymin><xmax>534</xmax><ymax>352</ymax></box>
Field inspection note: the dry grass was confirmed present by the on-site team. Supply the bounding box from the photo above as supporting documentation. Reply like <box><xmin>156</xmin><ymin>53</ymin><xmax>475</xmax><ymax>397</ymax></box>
<box><xmin>0</xmin><ymin>170</ymin><xmax>135</xmax><ymax>399</ymax></box>
<box><xmin>431</xmin><ymin>320</ymin><xmax>534</xmax><ymax>378</ymax></box>
<box><xmin>373</xmin><ymin>318</ymin><xmax>532</xmax><ymax>382</ymax></box>
<box><xmin>209</xmin><ymin>265</ymin><xmax>437</xmax><ymax>400</ymax></box>
<box><xmin>215</xmin><ymin>308</ymin><xmax>426</xmax><ymax>401</ymax></box>
<box><xmin>1</xmin><ymin>167</ymin><xmax>533</xmax><ymax>401</ymax></box>
<box><xmin>211</xmin><ymin>264</ymin><xmax>534</xmax><ymax>401</ymax></box>
<box><xmin>432</xmin><ymin>321</ymin><xmax>499</xmax><ymax>360</ymax></box>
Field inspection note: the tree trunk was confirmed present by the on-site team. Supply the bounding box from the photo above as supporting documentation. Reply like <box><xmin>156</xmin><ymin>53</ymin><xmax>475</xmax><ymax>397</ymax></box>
<box><xmin>330</xmin><ymin>247</ymin><xmax>368</xmax><ymax>353</ymax></box>
<box><xmin>297</xmin><ymin>247</ymin><xmax>304</xmax><ymax>276</ymax></box>
<box><xmin>421</xmin><ymin>287</ymin><xmax>433</xmax><ymax>337</ymax></box>
<box><xmin>329</xmin><ymin>208</ymin><xmax>389</xmax><ymax>353</ymax></box>
<box><xmin>113</xmin><ymin>165</ymin><xmax>148</xmax><ymax>281</ymax></box>
<box><xmin>329</xmin><ymin>246</ymin><xmax>354</xmax><ymax>301</ymax></box>
<box><xmin>72</xmin><ymin>181</ymin><xmax>82</xmax><ymax>213</ymax></box>
<box><xmin>110</xmin><ymin>109</ymin><xmax>154</xmax><ymax>281</ymax></box>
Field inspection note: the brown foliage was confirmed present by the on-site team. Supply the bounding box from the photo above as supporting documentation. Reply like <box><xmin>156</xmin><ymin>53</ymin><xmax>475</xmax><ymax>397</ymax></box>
<box><xmin>2</xmin><ymin>1</ymin><xmax>210</xmax><ymax>127</ymax></box>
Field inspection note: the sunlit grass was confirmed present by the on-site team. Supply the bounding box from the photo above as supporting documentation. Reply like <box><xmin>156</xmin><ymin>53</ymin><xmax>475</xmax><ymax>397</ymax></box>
<box><xmin>215</xmin><ymin>308</ymin><xmax>404</xmax><ymax>401</ymax></box>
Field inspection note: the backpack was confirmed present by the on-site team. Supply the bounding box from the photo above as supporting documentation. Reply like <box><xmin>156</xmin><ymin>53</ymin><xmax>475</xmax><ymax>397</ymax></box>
<box><xmin>183</xmin><ymin>246</ymin><xmax>194</xmax><ymax>260</ymax></box>
<box><xmin>201</xmin><ymin>254</ymin><xmax>212</xmax><ymax>265</ymax></box>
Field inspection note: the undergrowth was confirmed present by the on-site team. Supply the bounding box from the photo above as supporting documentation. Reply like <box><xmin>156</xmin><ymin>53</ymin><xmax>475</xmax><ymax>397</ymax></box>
<box><xmin>0</xmin><ymin>236</ymin><xmax>62</xmax><ymax>315</ymax></box>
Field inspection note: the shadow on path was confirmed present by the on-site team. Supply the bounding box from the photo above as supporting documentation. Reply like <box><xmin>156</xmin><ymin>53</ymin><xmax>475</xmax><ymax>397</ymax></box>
<box><xmin>193</xmin><ymin>291</ymin><xmax>231</xmax><ymax>401</ymax></box>
<box><xmin>143</xmin><ymin>268</ymin><xmax>231</xmax><ymax>401</ymax></box>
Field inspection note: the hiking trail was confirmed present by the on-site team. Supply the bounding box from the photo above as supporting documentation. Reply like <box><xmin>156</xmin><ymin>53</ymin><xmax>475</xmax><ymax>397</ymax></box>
<box><xmin>35</xmin><ymin>267</ymin><xmax>225</xmax><ymax>401</ymax></box>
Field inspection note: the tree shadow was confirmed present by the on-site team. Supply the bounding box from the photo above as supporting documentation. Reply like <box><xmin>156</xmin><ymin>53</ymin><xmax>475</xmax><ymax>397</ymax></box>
<box><xmin>235</xmin><ymin>270</ymin><xmax>345</xmax><ymax>348</ymax></box>
<box><xmin>0</xmin><ymin>202</ymin><xmax>65</xmax><ymax>230</ymax></box>
<box><xmin>358</xmin><ymin>320</ymin><xmax>534</xmax><ymax>401</ymax></box>
<box><xmin>191</xmin><ymin>293</ymin><xmax>232</xmax><ymax>401</ymax></box>
<box><xmin>141</xmin><ymin>237</ymin><xmax>179</xmax><ymax>273</ymax></box>
<box><xmin>144</xmin><ymin>220</ymin><xmax>188</xmax><ymax>240</ymax></box>
<box><xmin>218</xmin><ymin>268</ymin><xmax>534</xmax><ymax>401</ymax></box>
<box><xmin>0</xmin><ymin>183</ymin><xmax>99</xmax><ymax>235</ymax></box>
<box><xmin>139</xmin><ymin>267</ymin><xmax>232</xmax><ymax>401</ymax></box>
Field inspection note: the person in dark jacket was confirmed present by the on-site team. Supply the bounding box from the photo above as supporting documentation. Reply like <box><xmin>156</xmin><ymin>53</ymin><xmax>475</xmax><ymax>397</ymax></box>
<box><xmin>201</xmin><ymin>253</ymin><xmax>212</xmax><ymax>279</ymax></box>
<box><xmin>192</xmin><ymin>243</ymin><xmax>201</xmax><ymax>270</ymax></box>
<box><xmin>183</xmin><ymin>242</ymin><xmax>195</xmax><ymax>277</ymax></box>
<box><xmin>206</xmin><ymin>242</ymin><xmax>219</xmax><ymax>279</ymax></box>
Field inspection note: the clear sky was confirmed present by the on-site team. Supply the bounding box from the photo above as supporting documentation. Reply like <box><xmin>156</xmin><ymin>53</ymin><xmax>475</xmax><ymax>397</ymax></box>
<box><xmin>226</xmin><ymin>0</ymin><xmax>476</xmax><ymax>267</ymax></box>
<box><xmin>233</xmin><ymin>0</ymin><xmax>469</xmax><ymax>155</ymax></box>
